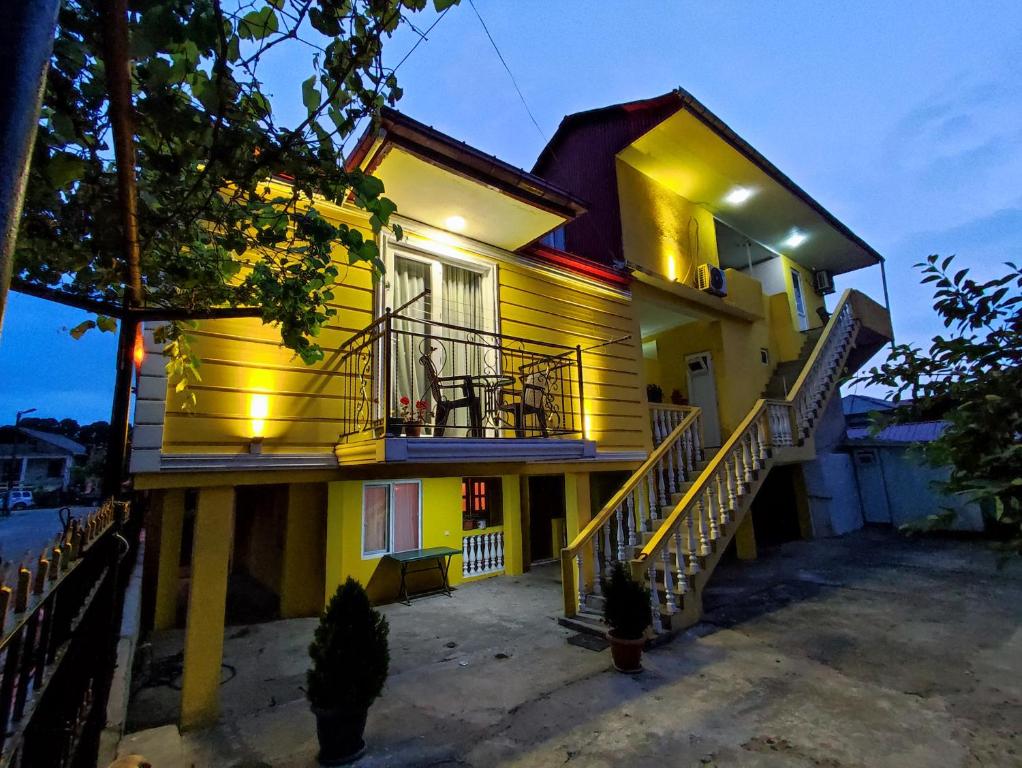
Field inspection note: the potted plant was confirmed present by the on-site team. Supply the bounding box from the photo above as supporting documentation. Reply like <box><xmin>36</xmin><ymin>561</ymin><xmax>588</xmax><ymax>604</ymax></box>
<box><xmin>646</xmin><ymin>383</ymin><xmax>664</xmax><ymax>403</ymax></box>
<box><xmin>399</xmin><ymin>396</ymin><xmax>431</xmax><ymax>437</ymax></box>
<box><xmin>307</xmin><ymin>578</ymin><xmax>389</xmax><ymax>765</ymax></box>
<box><xmin>601</xmin><ymin>562</ymin><xmax>652</xmax><ymax>673</ymax></box>
<box><xmin>670</xmin><ymin>389</ymin><xmax>687</xmax><ymax>406</ymax></box>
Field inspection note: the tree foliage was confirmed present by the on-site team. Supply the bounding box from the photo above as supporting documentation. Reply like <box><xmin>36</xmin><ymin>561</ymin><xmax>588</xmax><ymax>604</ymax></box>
<box><xmin>16</xmin><ymin>0</ymin><xmax>457</xmax><ymax>391</ymax></box>
<box><xmin>857</xmin><ymin>255</ymin><xmax>1022</xmax><ymax>552</ymax></box>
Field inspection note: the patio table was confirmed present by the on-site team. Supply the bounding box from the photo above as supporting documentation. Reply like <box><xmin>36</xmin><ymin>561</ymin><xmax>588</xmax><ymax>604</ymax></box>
<box><xmin>384</xmin><ymin>546</ymin><xmax>461</xmax><ymax>605</ymax></box>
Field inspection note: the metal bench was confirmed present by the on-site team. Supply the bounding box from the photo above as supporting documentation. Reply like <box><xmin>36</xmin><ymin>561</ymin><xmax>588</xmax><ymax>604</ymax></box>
<box><xmin>384</xmin><ymin>546</ymin><xmax>461</xmax><ymax>605</ymax></box>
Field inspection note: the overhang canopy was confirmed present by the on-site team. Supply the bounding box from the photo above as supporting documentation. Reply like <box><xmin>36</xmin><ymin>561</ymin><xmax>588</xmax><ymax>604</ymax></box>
<box><xmin>617</xmin><ymin>93</ymin><xmax>880</xmax><ymax>275</ymax></box>
<box><xmin>348</xmin><ymin>109</ymin><xmax>587</xmax><ymax>251</ymax></box>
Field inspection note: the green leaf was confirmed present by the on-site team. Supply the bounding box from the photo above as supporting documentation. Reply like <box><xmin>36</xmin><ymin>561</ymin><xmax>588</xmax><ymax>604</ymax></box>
<box><xmin>69</xmin><ymin>320</ymin><xmax>96</xmax><ymax>340</ymax></box>
<box><xmin>302</xmin><ymin>76</ymin><xmax>321</xmax><ymax>112</ymax></box>
<box><xmin>238</xmin><ymin>6</ymin><xmax>279</xmax><ymax>40</ymax></box>
<box><xmin>96</xmin><ymin>315</ymin><xmax>118</xmax><ymax>333</ymax></box>
<box><xmin>433</xmin><ymin>0</ymin><xmax>460</xmax><ymax>10</ymax></box>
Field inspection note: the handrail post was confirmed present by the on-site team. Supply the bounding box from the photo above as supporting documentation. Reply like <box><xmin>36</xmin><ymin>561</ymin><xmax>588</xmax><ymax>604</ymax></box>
<box><xmin>575</xmin><ymin>345</ymin><xmax>586</xmax><ymax>439</ymax></box>
<box><xmin>381</xmin><ymin>309</ymin><xmax>392</xmax><ymax>430</ymax></box>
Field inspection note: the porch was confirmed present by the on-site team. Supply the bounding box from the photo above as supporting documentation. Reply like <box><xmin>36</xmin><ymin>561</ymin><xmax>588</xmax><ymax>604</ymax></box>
<box><xmin>332</xmin><ymin>291</ymin><xmax>601</xmax><ymax>466</ymax></box>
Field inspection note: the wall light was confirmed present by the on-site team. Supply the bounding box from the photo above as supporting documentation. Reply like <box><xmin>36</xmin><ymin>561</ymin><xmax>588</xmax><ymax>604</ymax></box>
<box><xmin>584</xmin><ymin>415</ymin><xmax>593</xmax><ymax>440</ymax></box>
<box><xmin>249</xmin><ymin>394</ymin><xmax>269</xmax><ymax>453</ymax></box>
<box><xmin>444</xmin><ymin>215</ymin><xmax>466</xmax><ymax>232</ymax></box>
<box><xmin>724</xmin><ymin>187</ymin><xmax>753</xmax><ymax>206</ymax></box>
<box><xmin>783</xmin><ymin>230</ymin><xmax>807</xmax><ymax>249</ymax></box>
<box><xmin>666</xmin><ymin>255</ymin><xmax>678</xmax><ymax>282</ymax></box>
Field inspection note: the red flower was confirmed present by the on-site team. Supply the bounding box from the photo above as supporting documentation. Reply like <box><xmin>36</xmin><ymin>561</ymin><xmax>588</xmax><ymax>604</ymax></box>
<box><xmin>399</xmin><ymin>396</ymin><xmax>410</xmax><ymax>405</ymax></box>
<box><xmin>415</xmin><ymin>400</ymin><xmax>428</xmax><ymax>411</ymax></box>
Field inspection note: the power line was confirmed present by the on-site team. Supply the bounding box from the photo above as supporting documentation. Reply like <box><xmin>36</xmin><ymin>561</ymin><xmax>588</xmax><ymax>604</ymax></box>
<box><xmin>467</xmin><ymin>0</ymin><xmax>547</xmax><ymax>142</ymax></box>
<box><xmin>393</xmin><ymin>6</ymin><xmax>453</xmax><ymax>73</ymax></box>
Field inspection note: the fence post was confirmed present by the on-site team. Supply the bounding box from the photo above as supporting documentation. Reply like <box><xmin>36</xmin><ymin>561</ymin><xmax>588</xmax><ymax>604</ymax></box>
<box><xmin>575</xmin><ymin>345</ymin><xmax>586</xmax><ymax>439</ymax></box>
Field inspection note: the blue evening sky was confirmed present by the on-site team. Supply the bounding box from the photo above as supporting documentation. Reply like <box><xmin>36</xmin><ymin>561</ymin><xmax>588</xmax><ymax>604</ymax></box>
<box><xmin>1</xmin><ymin>1</ymin><xmax>1020</xmax><ymax>424</ymax></box>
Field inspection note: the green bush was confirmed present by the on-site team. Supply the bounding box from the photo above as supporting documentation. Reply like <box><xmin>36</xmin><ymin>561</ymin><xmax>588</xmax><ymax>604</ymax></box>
<box><xmin>307</xmin><ymin>578</ymin><xmax>389</xmax><ymax>712</ymax></box>
<box><xmin>601</xmin><ymin>562</ymin><xmax>652</xmax><ymax>640</ymax></box>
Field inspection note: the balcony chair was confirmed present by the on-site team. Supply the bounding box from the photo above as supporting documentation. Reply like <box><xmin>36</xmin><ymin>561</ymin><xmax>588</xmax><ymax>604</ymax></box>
<box><xmin>498</xmin><ymin>367</ymin><xmax>551</xmax><ymax>438</ymax></box>
<box><xmin>419</xmin><ymin>353</ymin><xmax>483</xmax><ymax>437</ymax></box>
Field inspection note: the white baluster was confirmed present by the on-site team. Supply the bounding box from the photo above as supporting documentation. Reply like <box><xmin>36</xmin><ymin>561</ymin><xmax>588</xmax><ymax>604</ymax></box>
<box><xmin>576</xmin><ymin>552</ymin><xmax>585</xmax><ymax>610</ymax></box>
<box><xmin>656</xmin><ymin>456</ymin><xmax>667</xmax><ymax>507</ymax></box>
<box><xmin>462</xmin><ymin>536</ymin><xmax>470</xmax><ymax>577</ymax></box>
<box><xmin>648</xmin><ymin>565</ymin><xmax>663</xmax><ymax>634</ymax></box>
<box><xmin>743</xmin><ymin>435</ymin><xmax>753</xmax><ymax>483</ymax></box>
<box><xmin>592</xmin><ymin>536</ymin><xmax>600</xmax><ymax>593</ymax></box>
<box><xmin>673</xmin><ymin>526</ymin><xmax>689</xmax><ymax>594</ymax></box>
<box><xmin>602</xmin><ymin>521</ymin><xmax>613</xmax><ymax>577</ymax></box>
<box><xmin>706</xmin><ymin>488</ymin><xmax>719</xmax><ymax>540</ymax></box>
<box><xmin>662</xmin><ymin>549</ymin><xmax>676</xmax><ymax>614</ymax></box>
<box><xmin>716</xmin><ymin>471</ymin><xmax>729</xmax><ymax>526</ymax></box>
<box><xmin>685</xmin><ymin>511</ymin><xmax>699</xmax><ymax>574</ymax></box>
<box><xmin>666</xmin><ymin>437</ymin><xmax>679</xmax><ymax>495</ymax></box>
<box><xmin>696</xmin><ymin>494</ymin><xmax>710</xmax><ymax>556</ymax></box>
<box><xmin>626</xmin><ymin>491</ymin><xmax>637</xmax><ymax>546</ymax></box>
<box><xmin>646</xmin><ymin>475</ymin><xmax>656</xmax><ymax>529</ymax></box>
<box><xmin>726</xmin><ymin>457</ymin><xmax>737</xmax><ymax>510</ymax></box>
<box><xmin>615</xmin><ymin>504</ymin><xmax>626</xmax><ymax>561</ymax></box>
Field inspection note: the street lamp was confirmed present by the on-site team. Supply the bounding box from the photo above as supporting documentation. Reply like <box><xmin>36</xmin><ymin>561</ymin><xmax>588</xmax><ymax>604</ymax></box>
<box><xmin>2</xmin><ymin>408</ymin><xmax>37</xmax><ymax>517</ymax></box>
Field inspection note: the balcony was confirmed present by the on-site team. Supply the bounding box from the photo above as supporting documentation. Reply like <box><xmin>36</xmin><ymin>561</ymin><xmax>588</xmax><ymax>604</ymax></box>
<box><xmin>333</xmin><ymin>294</ymin><xmax>595</xmax><ymax>466</ymax></box>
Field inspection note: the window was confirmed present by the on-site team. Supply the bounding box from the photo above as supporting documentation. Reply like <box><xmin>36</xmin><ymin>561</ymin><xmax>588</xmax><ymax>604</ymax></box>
<box><xmin>760</xmin><ymin>348</ymin><xmax>770</xmax><ymax>365</ymax></box>
<box><xmin>362</xmin><ymin>481</ymin><xmax>421</xmax><ymax>557</ymax></box>
<box><xmin>462</xmin><ymin>477</ymin><xmax>503</xmax><ymax>530</ymax></box>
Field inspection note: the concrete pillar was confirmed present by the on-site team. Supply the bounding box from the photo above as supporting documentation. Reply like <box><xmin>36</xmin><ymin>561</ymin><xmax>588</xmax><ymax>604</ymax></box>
<box><xmin>562</xmin><ymin>472</ymin><xmax>592</xmax><ymax>614</ymax></box>
<box><xmin>735</xmin><ymin>512</ymin><xmax>757</xmax><ymax>561</ymax></box>
<box><xmin>500</xmin><ymin>474</ymin><xmax>523</xmax><ymax>576</ymax></box>
<box><xmin>324</xmin><ymin>481</ymin><xmax>346</xmax><ymax>607</ymax></box>
<box><xmin>280</xmin><ymin>483</ymin><xmax>326</xmax><ymax>618</ymax></box>
<box><xmin>180</xmin><ymin>486</ymin><xmax>234</xmax><ymax>730</ymax></box>
<box><xmin>153</xmin><ymin>489</ymin><xmax>185</xmax><ymax>631</ymax></box>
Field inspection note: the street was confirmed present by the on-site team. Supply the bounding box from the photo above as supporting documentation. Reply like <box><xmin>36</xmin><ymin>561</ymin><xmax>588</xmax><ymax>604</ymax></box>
<box><xmin>0</xmin><ymin>505</ymin><xmax>97</xmax><ymax>567</ymax></box>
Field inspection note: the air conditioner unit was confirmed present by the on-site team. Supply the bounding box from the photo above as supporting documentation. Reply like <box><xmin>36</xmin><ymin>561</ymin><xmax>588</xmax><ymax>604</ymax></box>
<box><xmin>813</xmin><ymin>269</ymin><xmax>836</xmax><ymax>296</ymax></box>
<box><xmin>695</xmin><ymin>264</ymin><xmax>727</xmax><ymax>297</ymax></box>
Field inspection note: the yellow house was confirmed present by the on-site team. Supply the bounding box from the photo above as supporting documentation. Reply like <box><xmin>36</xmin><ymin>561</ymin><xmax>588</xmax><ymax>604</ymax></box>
<box><xmin>132</xmin><ymin>91</ymin><xmax>892</xmax><ymax>728</ymax></box>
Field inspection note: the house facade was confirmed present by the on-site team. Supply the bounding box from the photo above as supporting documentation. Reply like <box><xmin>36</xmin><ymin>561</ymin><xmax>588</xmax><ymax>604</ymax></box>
<box><xmin>0</xmin><ymin>427</ymin><xmax>85</xmax><ymax>493</ymax></box>
<box><xmin>132</xmin><ymin>90</ymin><xmax>893</xmax><ymax>728</ymax></box>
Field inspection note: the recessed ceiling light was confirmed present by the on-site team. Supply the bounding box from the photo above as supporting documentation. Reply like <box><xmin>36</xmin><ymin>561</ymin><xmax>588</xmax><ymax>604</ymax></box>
<box><xmin>784</xmin><ymin>231</ymin><xmax>807</xmax><ymax>249</ymax></box>
<box><xmin>724</xmin><ymin>187</ymin><xmax>753</xmax><ymax>205</ymax></box>
<box><xmin>445</xmin><ymin>215</ymin><xmax>466</xmax><ymax>232</ymax></box>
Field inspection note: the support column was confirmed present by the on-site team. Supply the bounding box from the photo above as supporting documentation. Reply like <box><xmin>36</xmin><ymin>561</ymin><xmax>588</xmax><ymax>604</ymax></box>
<box><xmin>153</xmin><ymin>489</ymin><xmax>185</xmax><ymax>631</ymax></box>
<box><xmin>562</xmin><ymin>472</ymin><xmax>592</xmax><ymax>615</ymax></box>
<box><xmin>735</xmin><ymin>512</ymin><xmax>757</xmax><ymax>561</ymax></box>
<box><xmin>280</xmin><ymin>483</ymin><xmax>326</xmax><ymax>618</ymax></box>
<box><xmin>180</xmin><ymin>485</ymin><xmax>234</xmax><ymax>730</ymax></box>
<box><xmin>500</xmin><ymin>475</ymin><xmax>523</xmax><ymax>576</ymax></box>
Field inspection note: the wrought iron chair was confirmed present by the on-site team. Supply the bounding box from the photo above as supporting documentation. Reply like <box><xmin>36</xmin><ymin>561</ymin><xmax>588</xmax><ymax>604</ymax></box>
<box><xmin>498</xmin><ymin>366</ymin><xmax>551</xmax><ymax>438</ymax></box>
<box><xmin>419</xmin><ymin>352</ymin><xmax>483</xmax><ymax>437</ymax></box>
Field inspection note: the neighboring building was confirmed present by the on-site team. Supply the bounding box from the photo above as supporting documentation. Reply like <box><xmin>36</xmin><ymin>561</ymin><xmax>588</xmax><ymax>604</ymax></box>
<box><xmin>0</xmin><ymin>427</ymin><xmax>86</xmax><ymax>492</ymax></box>
<box><xmin>840</xmin><ymin>396</ymin><xmax>984</xmax><ymax>531</ymax></box>
<box><xmin>131</xmin><ymin>89</ymin><xmax>893</xmax><ymax>728</ymax></box>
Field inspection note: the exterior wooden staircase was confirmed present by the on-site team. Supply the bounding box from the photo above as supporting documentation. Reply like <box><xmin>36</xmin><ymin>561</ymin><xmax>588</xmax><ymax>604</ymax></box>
<box><xmin>559</xmin><ymin>289</ymin><xmax>891</xmax><ymax>638</ymax></box>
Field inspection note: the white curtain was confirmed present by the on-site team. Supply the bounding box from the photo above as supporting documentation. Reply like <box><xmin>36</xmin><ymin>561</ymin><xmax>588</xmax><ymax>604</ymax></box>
<box><xmin>393</xmin><ymin>258</ymin><xmax>430</xmax><ymax>419</ymax></box>
<box><xmin>442</xmin><ymin>264</ymin><xmax>485</xmax><ymax>433</ymax></box>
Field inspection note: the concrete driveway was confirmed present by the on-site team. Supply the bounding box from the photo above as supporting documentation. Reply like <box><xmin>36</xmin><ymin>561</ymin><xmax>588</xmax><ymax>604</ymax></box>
<box><xmin>119</xmin><ymin>529</ymin><xmax>1022</xmax><ymax>767</ymax></box>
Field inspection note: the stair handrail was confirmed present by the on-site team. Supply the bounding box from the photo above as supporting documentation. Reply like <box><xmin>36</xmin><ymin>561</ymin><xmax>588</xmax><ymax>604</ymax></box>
<box><xmin>560</xmin><ymin>405</ymin><xmax>700</xmax><ymax>614</ymax></box>
<box><xmin>634</xmin><ymin>292</ymin><xmax>861</xmax><ymax>577</ymax></box>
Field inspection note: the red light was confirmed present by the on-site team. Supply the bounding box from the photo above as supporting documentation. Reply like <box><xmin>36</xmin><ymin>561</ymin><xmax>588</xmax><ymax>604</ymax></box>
<box><xmin>133</xmin><ymin>326</ymin><xmax>145</xmax><ymax>370</ymax></box>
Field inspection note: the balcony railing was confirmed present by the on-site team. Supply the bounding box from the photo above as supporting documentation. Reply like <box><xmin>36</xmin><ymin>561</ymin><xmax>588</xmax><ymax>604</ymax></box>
<box><xmin>336</xmin><ymin>292</ymin><xmax>586</xmax><ymax>442</ymax></box>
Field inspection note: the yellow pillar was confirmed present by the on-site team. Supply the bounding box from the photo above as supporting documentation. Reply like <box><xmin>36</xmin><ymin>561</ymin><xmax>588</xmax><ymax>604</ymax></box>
<box><xmin>180</xmin><ymin>486</ymin><xmax>234</xmax><ymax>730</ymax></box>
<box><xmin>154</xmin><ymin>489</ymin><xmax>185</xmax><ymax>631</ymax></box>
<box><xmin>562</xmin><ymin>472</ymin><xmax>592</xmax><ymax>615</ymax></box>
<box><xmin>735</xmin><ymin>512</ymin><xmax>758</xmax><ymax>561</ymax></box>
<box><xmin>500</xmin><ymin>474</ymin><xmax>523</xmax><ymax>576</ymax></box>
<box><xmin>280</xmin><ymin>483</ymin><xmax>326</xmax><ymax>618</ymax></box>
<box><xmin>324</xmin><ymin>481</ymin><xmax>347</xmax><ymax>607</ymax></box>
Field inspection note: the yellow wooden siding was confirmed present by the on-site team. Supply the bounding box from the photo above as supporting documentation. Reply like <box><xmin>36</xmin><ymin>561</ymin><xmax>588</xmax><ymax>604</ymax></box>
<box><xmin>497</xmin><ymin>262</ymin><xmax>647</xmax><ymax>454</ymax></box>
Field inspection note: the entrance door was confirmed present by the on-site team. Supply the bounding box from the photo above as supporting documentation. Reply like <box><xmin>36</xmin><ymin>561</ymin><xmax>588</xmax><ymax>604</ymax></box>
<box><xmin>854</xmin><ymin>449</ymin><xmax>892</xmax><ymax>523</ymax></box>
<box><xmin>791</xmin><ymin>268</ymin><xmax>809</xmax><ymax>331</ymax></box>
<box><xmin>686</xmin><ymin>353</ymin><xmax>722</xmax><ymax>448</ymax></box>
<box><xmin>526</xmin><ymin>475</ymin><xmax>565</xmax><ymax>563</ymax></box>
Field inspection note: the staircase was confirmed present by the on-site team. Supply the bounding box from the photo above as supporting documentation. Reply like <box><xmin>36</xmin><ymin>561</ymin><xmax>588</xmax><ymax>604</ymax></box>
<box><xmin>559</xmin><ymin>289</ymin><xmax>889</xmax><ymax>638</ymax></box>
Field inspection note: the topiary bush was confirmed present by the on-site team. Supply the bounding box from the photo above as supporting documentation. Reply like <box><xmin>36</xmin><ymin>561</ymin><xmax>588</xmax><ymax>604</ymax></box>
<box><xmin>601</xmin><ymin>562</ymin><xmax>652</xmax><ymax>640</ymax></box>
<box><xmin>307</xmin><ymin>577</ymin><xmax>389</xmax><ymax>713</ymax></box>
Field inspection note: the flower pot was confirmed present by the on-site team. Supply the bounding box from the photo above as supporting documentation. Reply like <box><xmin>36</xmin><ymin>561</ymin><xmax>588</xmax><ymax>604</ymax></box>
<box><xmin>385</xmin><ymin>417</ymin><xmax>404</xmax><ymax>437</ymax></box>
<box><xmin>607</xmin><ymin>630</ymin><xmax>645</xmax><ymax>673</ymax></box>
<box><xmin>313</xmin><ymin>706</ymin><xmax>368</xmax><ymax>766</ymax></box>
<box><xmin>404</xmin><ymin>421</ymin><xmax>422</xmax><ymax>437</ymax></box>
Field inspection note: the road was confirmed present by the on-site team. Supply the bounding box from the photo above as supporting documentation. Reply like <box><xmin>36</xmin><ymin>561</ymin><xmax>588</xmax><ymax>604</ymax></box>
<box><xmin>0</xmin><ymin>505</ymin><xmax>98</xmax><ymax>568</ymax></box>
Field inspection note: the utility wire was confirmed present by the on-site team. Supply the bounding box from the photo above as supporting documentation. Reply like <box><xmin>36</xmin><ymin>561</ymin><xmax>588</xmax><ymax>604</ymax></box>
<box><xmin>467</xmin><ymin>0</ymin><xmax>547</xmax><ymax>142</ymax></box>
<box><xmin>393</xmin><ymin>6</ymin><xmax>452</xmax><ymax>73</ymax></box>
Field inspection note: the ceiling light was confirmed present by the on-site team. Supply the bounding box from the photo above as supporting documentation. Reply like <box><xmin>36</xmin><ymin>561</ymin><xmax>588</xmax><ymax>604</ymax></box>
<box><xmin>445</xmin><ymin>215</ymin><xmax>466</xmax><ymax>232</ymax></box>
<box><xmin>783</xmin><ymin>231</ymin><xmax>807</xmax><ymax>249</ymax></box>
<box><xmin>724</xmin><ymin>187</ymin><xmax>753</xmax><ymax>205</ymax></box>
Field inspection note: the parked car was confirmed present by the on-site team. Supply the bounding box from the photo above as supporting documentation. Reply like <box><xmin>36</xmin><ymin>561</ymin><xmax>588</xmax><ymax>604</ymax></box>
<box><xmin>2</xmin><ymin>490</ymin><xmax>35</xmax><ymax>510</ymax></box>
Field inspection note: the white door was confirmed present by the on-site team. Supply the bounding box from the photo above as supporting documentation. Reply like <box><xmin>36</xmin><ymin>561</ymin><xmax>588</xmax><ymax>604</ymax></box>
<box><xmin>791</xmin><ymin>268</ymin><xmax>809</xmax><ymax>331</ymax></box>
<box><xmin>686</xmin><ymin>353</ymin><xmax>722</xmax><ymax>448</ymax></box>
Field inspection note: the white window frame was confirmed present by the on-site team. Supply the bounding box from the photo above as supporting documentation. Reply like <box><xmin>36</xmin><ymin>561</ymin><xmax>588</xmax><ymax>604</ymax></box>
<box><xmin>791</xmin><ymin>267</ymin><xmax>809</xmax><ymax>331</ymax></box>
<box><xmin>361</xmin><ymin>479</ymin><xmax>423</xmax><ymax>559</ymax></box>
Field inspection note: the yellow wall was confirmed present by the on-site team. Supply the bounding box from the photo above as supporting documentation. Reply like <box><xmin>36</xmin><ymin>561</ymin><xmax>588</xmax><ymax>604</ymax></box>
<box><xmin>616</xmin><ymin>159</ymin><xmax>719</xmax><ymax>284</ymax></box>
<box><xmin>325</xmin><ymin>474</ymin><xmax>523</xmax><ymax>605</ymax></box>
<box><xmin>781</xmin><ymin>255</ymin><xmax>825</xmax><ymax>331</ymax></box>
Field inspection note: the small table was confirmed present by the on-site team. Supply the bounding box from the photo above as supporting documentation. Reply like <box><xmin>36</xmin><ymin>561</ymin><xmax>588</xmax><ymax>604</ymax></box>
<box><xmin>384</xmin><ymin>547</ymin><xmax>461</xmax><ymax>605</ymax></box>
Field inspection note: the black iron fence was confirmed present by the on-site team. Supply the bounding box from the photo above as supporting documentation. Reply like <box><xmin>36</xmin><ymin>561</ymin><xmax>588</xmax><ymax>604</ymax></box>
<box><xmin>0</xmin><ymin>499</ymin><xmax>139</xmax><ymax>768</ymax></box>
<box><xmin>337</xmin><ymin>295</ymin><xmax>586</xmax><ymax>442</ymax></box>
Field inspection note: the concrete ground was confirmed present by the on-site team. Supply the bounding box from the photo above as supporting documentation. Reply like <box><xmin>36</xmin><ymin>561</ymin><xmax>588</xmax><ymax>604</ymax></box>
<box><xmin>119</xmin><ymin>529</ymin><xmax>1022</xmax><ymax>767</ymax></box>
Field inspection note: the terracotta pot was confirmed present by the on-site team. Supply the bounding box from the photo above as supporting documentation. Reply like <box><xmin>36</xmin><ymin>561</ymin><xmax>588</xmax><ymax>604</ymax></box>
<box><xmin>607</xmin><ymin>630</ymin><xmax>645</xmax><ymax>673</ymax></box>
<box><xmin>404</xmin><ymin>421</ymin><xmax>422</xmax><ymax>437</ymax></box>
<box><xmin>312</xmin><ymin>706</ymin><xmax>368</xmax><ymax>766</ymax></box>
